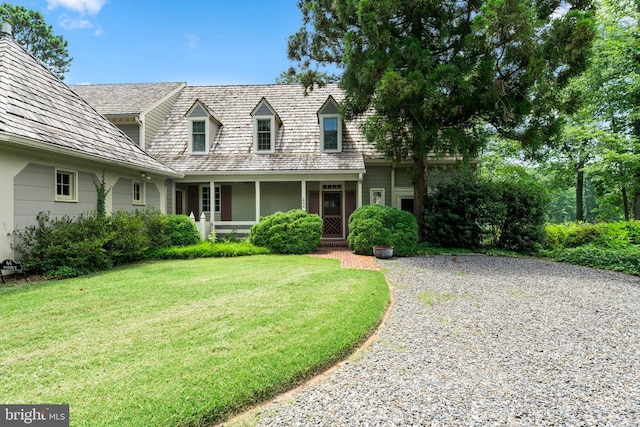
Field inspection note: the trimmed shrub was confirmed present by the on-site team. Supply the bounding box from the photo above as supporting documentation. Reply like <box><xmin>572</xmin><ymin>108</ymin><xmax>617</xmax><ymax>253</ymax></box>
<box><xmin>424</xmin><ymin>176</ymin><xmax>549</xmax><ymax>253</ymax></box>
<box><xmin>140</xmin><ymin>208</ymin><xmax>170</xmax><ymax>249</ymax></box>
<box><xmin>249</xmin><ymin>209</ymin><xmax>322</xmax><ymax>254</ymax></box>
<box><xmin>104</xmin><ymin>210</ymin><xmax>150</xmax><ymax>264</ymax></box>
<box><xmin>348</xmin><ymin>205</ymin><xmax>418</xmax><ymax>256</ymax></box>
<box><xmin>12</xmin><ymin>212</ymin><xmax>112</xmax><ymax>278</ymax></box>
<box><xmin>165</xmin><ymin>215</ymin><xmax>201</xmax><ymax>247</ymax></box>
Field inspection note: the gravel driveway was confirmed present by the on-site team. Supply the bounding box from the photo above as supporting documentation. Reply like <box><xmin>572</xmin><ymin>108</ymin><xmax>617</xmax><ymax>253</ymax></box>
<box><xmin>249</xmin><ymin>255</ymin><xmax>640</xmax><ymax>426</ymax></box>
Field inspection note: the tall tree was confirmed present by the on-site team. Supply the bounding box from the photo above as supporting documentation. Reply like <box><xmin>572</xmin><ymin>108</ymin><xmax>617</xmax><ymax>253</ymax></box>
<box><xmin>586</xmin><ymin>0</ymin><xmax>640</xmax><ymax>217</ymax></box>
<box><xmin>0</xmin><ymin>3</ymin><xmax>72</xmax><ymax>79</ymax></box>
<box><xmin>287</xmin><ymin>0</ymin><xmax>595</xmax><ymax>239</ymax></box>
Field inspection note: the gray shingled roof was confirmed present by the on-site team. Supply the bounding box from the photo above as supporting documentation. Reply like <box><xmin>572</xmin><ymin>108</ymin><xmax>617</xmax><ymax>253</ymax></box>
<box><xmin>148</xmin><ymin>84</ymin><xmax>380</xmax><ymax>174</ymax></box>
<box><xmin>0</xmin><ymin>35</ymin><xmax>179</xmax><ymax>176</ymax></box>
<box><xmin>70</xmin><ymin>82</ymin><xmax>185</xmax><ymax>116</ymax></box>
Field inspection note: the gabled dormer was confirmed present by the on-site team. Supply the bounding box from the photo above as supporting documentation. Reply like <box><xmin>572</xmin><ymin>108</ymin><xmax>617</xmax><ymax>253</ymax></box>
<box><xmin>185</xmin><ymin>100</ymin><xmax>222</xmax><ymax>154</ymax></box>
<box><xmin>250</xmin><ymin>98</ymin><xmax>281</xmax><ymax>154</ymax></box>
<box><xmin>318</xmin><ymin>96</ymin><xmax>342</xmax><ymax>153</ymax></box>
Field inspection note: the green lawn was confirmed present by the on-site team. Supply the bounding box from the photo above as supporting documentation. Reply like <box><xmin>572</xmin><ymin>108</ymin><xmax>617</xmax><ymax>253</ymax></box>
<box><xmin>0</xmin><ymin>255</ymin><xmax>389</xmax><ymax>426</ymax></box>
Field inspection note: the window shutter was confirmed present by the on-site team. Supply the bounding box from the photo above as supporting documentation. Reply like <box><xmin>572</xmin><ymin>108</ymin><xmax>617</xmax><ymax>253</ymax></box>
<box><xmin>309</xmin><ymin>191</ymin><xmax>320</xmax><ymax>215</ymax></box>
<box><xmin>221</xmin><ymin>185</ymin><xmax>232</xmax><ymax>221</ymax></box>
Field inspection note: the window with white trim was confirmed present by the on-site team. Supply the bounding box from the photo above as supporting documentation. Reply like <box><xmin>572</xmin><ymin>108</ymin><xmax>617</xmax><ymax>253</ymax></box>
<box><xmin>214</xmin><ymin>186</ymin><xmax>221</xmax><ymax>213</ymax></box>
<box><xmin>201</xmin><ymin>185</ymin><xmax>221</xmax><ymax>214</ymax></box>
<box><xmin>370</xmin><ymin>188</ymin><xmax>385</xmax><ymax>206</ymax></box>
<box><xmin>201</xmin><ymin>186</ymin><xmax>211</xmax><ymax>213</ymax></box>
<box><xmin>55</xmin><ymin>169</ymin><xmax>77</xmax><ymax>202</ymax></box>
<box><xmin>191</xmin><ymin>120</ymin><xmax>206</xmax><ymax>153</ymax></box>
<box><xmin>321</xmin><ymin>115</ymin><xmax>341</xmax><ymax>152</ymax></box>
<box><xmin>133</xmin><ymin>181</ymin><xmax>145</xmax><ymax>205</ymax></box>
<box><xmin>257</xmin><ymin>119</ymin><xmax>272</xmax><ymax>151</ymax></box>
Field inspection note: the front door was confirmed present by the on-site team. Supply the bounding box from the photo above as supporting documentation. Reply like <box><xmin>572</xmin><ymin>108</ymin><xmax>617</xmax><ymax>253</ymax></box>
<box><xmin>322</xmin><ymin>191</ymin><xmax>342</xmax><ymax>238</ymax></box>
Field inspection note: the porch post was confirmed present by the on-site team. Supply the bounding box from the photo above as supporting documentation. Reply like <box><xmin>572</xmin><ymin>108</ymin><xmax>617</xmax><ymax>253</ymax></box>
<box><xmin>391</xmin><ymin>166</ymin><xmax>396</xmax><ymax>208</ymax></box>
<box><xmin>301</xmin><ymin>180</ymin><xmax>307</xmax><ymax>211</ymax></box>
<box><xmin>214</xmin><ymin>181</ymin><xmax>216</xmax><ymax>233</ymax></box>
<box><xmin>357</xmin><ymin>173</ymin><xmax>363</xmax><ymax>208</ymax></box>
<box><xmin>255</xmin><ymin>180</ymin><xmax>261</xmax><ymax>221</ymax></box>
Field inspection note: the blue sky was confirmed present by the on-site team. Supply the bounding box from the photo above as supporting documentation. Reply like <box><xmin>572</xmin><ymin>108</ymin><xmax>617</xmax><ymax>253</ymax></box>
<box><xmin>12</xmin><ymin>0</ymin><xmax>305</xmax><ymax>85</ymax></box>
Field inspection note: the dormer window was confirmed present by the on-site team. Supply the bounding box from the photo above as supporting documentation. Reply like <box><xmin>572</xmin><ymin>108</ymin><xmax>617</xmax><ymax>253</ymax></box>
<box><xmin>186</xmin><ymin>100</ymin><xmax>222</xmax><ymax>154</ymax></box>
<box><xmin>251</xmin><ymin>98</ymin><xmax>280</xmax><ymax>154</ymax></box>
<box><xmin>318</xmin><ymin>96</ymin><xmax>342</xmax><ymax>153</ymax></box>
<box><xmin>192</xmin><ymin>121</ymin><xmax>206</xmax><ymax>152</ymax></box>
<box><xmin>257</xmin><ymin>119</ymin><xmax>272</xmax><ymax>151</ymax></box>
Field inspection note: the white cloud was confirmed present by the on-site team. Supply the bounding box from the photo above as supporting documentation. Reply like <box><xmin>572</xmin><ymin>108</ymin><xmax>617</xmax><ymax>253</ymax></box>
<box><xmin>47</xmin><ymin>0</ymin><xmax>107</xmax><ymax>15</ymax></box>
<box><xmin>59</xmin><ymin>15</ymin><xmax>92</xmax><ymax>30</ymax></box>
<box><xmin>185</xmin><ymin>33</ymin><xmax>199</xmax><ymax>50</ymax></box>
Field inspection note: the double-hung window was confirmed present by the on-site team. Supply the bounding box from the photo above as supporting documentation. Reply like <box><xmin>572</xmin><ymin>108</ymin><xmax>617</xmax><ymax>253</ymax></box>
<box><xmin>55</xmin><ymin>169</ymin><xmax>77</xmax><ymax>202</ymax></box>
<box><xmin>133</xmin><ymin>181</ymin><xmax>145</xmax><ymax>205</ymax></box>
<box><xmin>192</xmin><ymin>121</ymin><xmax>206</xmax><ymax>152</ymax></box>
<box><xmin>201</xmin><ymin>186</ymin><xmax>211</xmax><ymax>213</ymax></box>
<box><xmin>323</xmin><ymin>117</ymin><xmax>339</xmax><ymax>151</ymax></box>
<box><xmin>257</xmin><ymin>119</ymin><xmax>271</xmax><ymax>151</ymax></box>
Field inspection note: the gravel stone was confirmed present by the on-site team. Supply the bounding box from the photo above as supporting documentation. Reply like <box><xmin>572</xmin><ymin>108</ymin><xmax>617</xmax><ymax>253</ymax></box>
<box><xmin>253</xmin><ymin>255</ymin><xmax>640</xmax><ymax>426</ymax></box>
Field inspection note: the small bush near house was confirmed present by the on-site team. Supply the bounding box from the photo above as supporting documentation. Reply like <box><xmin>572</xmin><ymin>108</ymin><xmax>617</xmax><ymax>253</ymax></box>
<box><xmin>12</xmin><ymin>212</ymin><xmax>113</xmax><ymax>278</ymax></box>
<box><xmin>249</xmin><ymin>209</ymin><xmax>322</xmax><ymax>254</ymax></box>
<box><xmin>165</xmin><ymin>215</ymin><xmax>201</xmax><ymax>247</ymax></box>
<box><xmin>104</xmin><ymin>210</ymin><xmax>149</xmax><ymax>264</ymax></box>
<box><xmin>423</xmin><ymin>176</ymin><xmax>548</xmax><ymax>253</ymax></box>
<box><xmin>347</xmin><ymin>205</ymin><xmax>418</xmax><ymax>256</ymax></box>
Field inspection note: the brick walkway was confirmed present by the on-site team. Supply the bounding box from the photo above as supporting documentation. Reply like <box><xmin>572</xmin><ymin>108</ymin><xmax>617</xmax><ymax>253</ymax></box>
<box><xmin>308</xmin><ymin>247</ymin><xmax>382</xmax><ymax>271</ymax></box>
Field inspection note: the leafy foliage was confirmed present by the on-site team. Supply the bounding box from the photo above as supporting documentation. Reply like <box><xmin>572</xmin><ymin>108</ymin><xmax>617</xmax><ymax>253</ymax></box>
<box><xmin>544</xmin><ymin>221</ymin><xmax>640</xmax><ymax>250</ymax></box>
<box><xmin>165</xmin><ymin>215</ymin><xmax>200</xmax><ymax>247</ymax></box>
<box><xmin>547</xmin><ymin>245</ymin><xmax>640</xmax><ymax>276</ymax></box>
<box><xmin>10</xmin><ymin>210</ymin><xmax>201</xmax><ymax>278</ymax></box>
<box><xmin>0</xmin><ymin>3</ymin><xmax>72</xmax><ymax>79</ymax></box>
<box><xmin>424</xmin><ymin>175</ymin><xmax>549</xmax><ymax>253</ymax></box>
<box><xmin>148</xmin><ymin>241</ymin><xmax>270</xmax><ymax>259</ymax></box>
<box><xmin>287</xmin><ymin>0</ymin><xmax>595</xmax><ymax>238</ymax></box>
<box><xmin>543</xmin><ymin>221</ymin><xmax>640</xmax><ymax>276</ymax></box>
<box><xmin>11</xmin><ymin>212</ymin><xmax>112</xmax><ymax>278</ymax></box>
<box><xmin>249</xmin><ymin>209</ymin><xmax>322</xmax><ymax>254</ymax></box>
<box><xmin>348</xmin><ymin>205</ymin><xmax>418</xmax><ymax>256</ymax></box>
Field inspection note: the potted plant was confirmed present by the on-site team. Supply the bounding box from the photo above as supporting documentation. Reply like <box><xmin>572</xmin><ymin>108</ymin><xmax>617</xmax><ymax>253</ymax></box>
<box><xmin>373</xmin><ymin>244</ymin><xmax>394</xmax><ymax>259</ymax></box>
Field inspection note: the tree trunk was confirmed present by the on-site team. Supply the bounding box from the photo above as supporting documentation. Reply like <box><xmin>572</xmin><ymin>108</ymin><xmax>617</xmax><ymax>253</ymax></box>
<box><xmin>413</xmin><ymin>155</ymin><xmax>427</xmax><ymax>242</ymax></box>
<box><xmin>576</xmin><ymin>170</ymin><xmax>584</xmax><ymax>222</ymax></box>
<box><xmin>622</xmin><ymin>186</ymin><xmax>630</xmax><ymax>221</ymax></box>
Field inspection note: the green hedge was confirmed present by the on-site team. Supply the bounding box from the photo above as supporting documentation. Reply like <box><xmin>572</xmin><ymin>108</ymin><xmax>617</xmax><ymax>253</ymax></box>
<box><xmin>544</xmin><ymin>221</ymin><xmax>640</xmax><ymax>251</ymax></box>
<box><xmin>249</xmin><ymin>209</ymin><xmax>322</xmax><ymax>254</ymax></box>
<box><xmin>424</xmin><ymin>176</ymin><xmax>548</xmax><ymax>253</ymax></box>
<box><xmin>11</xmin><ymin>210</ymin><xmax>203</xmax><ymax>278</ymax></box>
<box><xmin>347</xmin><ymin>205</ymin><xmax>418</xmax><ymax>256</ymax></box>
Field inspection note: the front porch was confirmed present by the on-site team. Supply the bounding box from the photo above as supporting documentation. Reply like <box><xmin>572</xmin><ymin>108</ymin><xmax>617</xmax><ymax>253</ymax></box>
<box><xmin>174</xmin><ymin>176</ymin><xmax>364</xmax><ymax>241</ymax></box>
